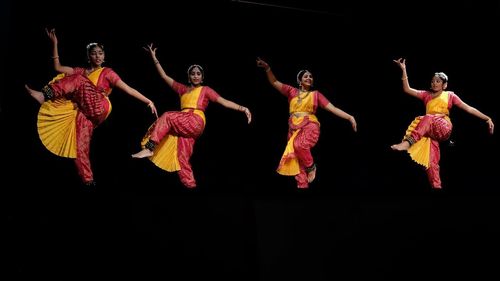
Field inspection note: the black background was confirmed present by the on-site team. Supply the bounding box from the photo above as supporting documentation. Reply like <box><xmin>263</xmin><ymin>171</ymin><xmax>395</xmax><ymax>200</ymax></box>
<box><xmin>2</xmin><ymin>1</ymin><xmax>500</xmax><ymax>280</ymax></box>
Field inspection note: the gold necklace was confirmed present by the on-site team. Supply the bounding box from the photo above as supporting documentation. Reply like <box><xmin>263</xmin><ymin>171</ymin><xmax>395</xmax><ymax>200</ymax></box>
<box><xmin>297</xmin><ymin>90</ymin><xmax>310</xmax><ymax>104</ymax></box>
<box><xmin>86</xmin><ymin>66</ymin><xmax>102</xmax><ymax>75</ymax></box>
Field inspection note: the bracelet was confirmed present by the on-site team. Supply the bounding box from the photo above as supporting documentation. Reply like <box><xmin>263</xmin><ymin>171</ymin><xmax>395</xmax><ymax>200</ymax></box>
<box><xmin>147</xmin><ymin>101</ymin><xmax>153</xmax><ymax>107</ymax></box>
<box><xmin>154</xmin><ymin>60</ymin><xmax>159</xmax><ymax>65</ymax></box>
<box><xmin>485</xmin><ymin>118</ymin><xmax>491</xmax><ymax>122</ymax></box>
<box><xmin>52</xmin><ymin>56</ymin><xmax>59</xmax><ymax>59</ymax></box>
<box><xmin>401</xmin><ymin>76</ymin><xmax>408</xmax><ymax>80</ymax></box>
<box><xmin>265</xmin><ymin>67</ymin><xmax>271</xmax><ymax>72</ymax></box>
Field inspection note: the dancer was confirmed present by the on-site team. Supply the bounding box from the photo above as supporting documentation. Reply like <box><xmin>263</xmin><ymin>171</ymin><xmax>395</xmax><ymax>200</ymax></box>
<box><xmin>132</xmin><ymin>44</ymin><xmax>251</xmax><ymax>188</ymax></box>
<box><xmin>25</xmin><ymin>28</ymin><xmax>157</xmax><ymax>186</ymax></box>
<box><xmin>256</xmin><ymin>57</ymin><xmax>357</xmax><ymax>188</ymax></box>
<box><xmin>391</xmin><ymin>58</ymin><xmax>494</xmax><ymax>189</ymax></box>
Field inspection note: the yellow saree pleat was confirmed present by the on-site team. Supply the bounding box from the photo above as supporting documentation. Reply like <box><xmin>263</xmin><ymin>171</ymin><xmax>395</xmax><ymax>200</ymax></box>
<box><xmin>141</xmin><ymin>128</ymin><xmax>181</xmax><ymax>172</ymax></box>
<box><xmin>37</xmin><ymin>99</ymin><xmax>78</xmax><ymax>158</ymax></box>
<box><xmin>37</xmin><ymin>73</ymin><xmax>78</xmax><ymax>158</ymax></box>
<box><xmin>277</xmin><ymin>130</ymin><xmax>300</xmax><ymax>176</ymax></box>
<box><xmin>404</xmin><ymin>117</ymin><xmax>431</xmax><ymax>169</ymax></box>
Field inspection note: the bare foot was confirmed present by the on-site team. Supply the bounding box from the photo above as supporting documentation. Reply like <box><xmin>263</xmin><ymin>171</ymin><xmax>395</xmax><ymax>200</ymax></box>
<box><xmin>307</xmin><ymin>165</ymin><xmax>317</xmax><ymax>183</ymax></box>
<box><xmin>390</xmin><ymin>141</ymin><xmax>410</xmax><ymax>151</ymax></box>
<box><xmin>25</xmin><ymin>84</ymin><xmax>45</xmax><ymax>104</ymax></box>
<box><xmin>131</xmin><ymin>149</ymin><xmax>153</xmax><ymax>158</ymax></box>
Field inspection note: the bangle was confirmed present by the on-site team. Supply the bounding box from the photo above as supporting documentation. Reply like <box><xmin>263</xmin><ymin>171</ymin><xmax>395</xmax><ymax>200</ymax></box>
<box><xmin>401</xmin><ymin>76</ymin><xmax>408</xmax><ymax>80</ymax></box>
<box><xmin>265</xmin><ymin>67</ymin><xmax>271</xmax><ymax>72</ymax></box>
<box><xmin>147</xmin><ymin>101</ymin><xmax>153</xmax><ymax>107</ymax></box>
<box><xmin>485</xmin><ymin>118</ymin><xmax>491</xmax><ymax>122</ymax></box>
<box><xmin>154</xmin><ymin>60</ymin><xmax>159</xmax><ymax>65</ymax></box>
<box><xmin>52</xmin><ymin>56</ymin><xmax>59</xmax><ymax>59</ymax></box>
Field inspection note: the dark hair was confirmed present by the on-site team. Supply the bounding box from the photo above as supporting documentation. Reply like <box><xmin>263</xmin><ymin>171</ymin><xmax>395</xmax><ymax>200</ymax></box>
<box><xmin>86</xmin><ymin>42</ymin><xmax>104</xmax><ymax>57</ymax></box>
<box><xmin>434</xmin><ymin>72</ymin><xmax>448</xmax><ymax>83</ymax></box>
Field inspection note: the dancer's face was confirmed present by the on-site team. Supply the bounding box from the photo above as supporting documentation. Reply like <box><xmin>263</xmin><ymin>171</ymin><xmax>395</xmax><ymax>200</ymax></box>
<box><xmin>189</xmin><ymin>67</ymin><xmax>203</xmax><ymax>85</ymax></box>
<box><xmin>430</xmin><ymin>75</ymin><xmax>447</xmax><ymax>92</ymax></box>
<box><xmin>300</xmin><ymin>71</ymin><xmax>313</xmax><ymax>89</ymax></box>
<box><xmin>88</xmin><ymin>46</ymin><xmax>105</xmax><ymax>67</ymax></box>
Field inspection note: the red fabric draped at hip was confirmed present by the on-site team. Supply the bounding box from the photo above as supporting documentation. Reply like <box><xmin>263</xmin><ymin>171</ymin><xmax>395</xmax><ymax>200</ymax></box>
<box><xmin>49</xmin><ymin>74</ymin><xmax>110</xmax><ymax>125</ymax></box>
<box><xmin>148</xmin><ymin>111</ymin><xmax>205</xmax><ymax>143</ymax></box>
